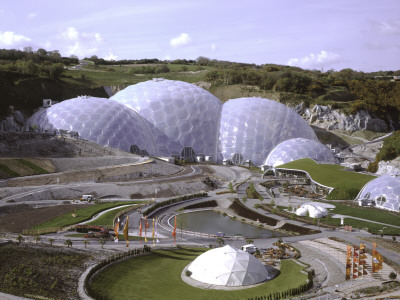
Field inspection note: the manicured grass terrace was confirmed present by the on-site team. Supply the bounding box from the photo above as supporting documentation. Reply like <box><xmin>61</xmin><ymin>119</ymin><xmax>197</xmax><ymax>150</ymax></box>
<box><xmin>33</xmin><ymin>201</ymin><xmax>139</xmax><ymax>230</ymax></box>
<box><xmin>90</xmin><ymin>248</ymin><xmax>308</xmax><ymax>300</ymax></box>
<box><xmin>85</xmin><ymin>204</ymin><xmax>138</xmax><ymax>226</ymax></box>
<box><xmin>279</xmin><ymin>158</ymin><xmax>376</xmax><ymax>200</ymax></box>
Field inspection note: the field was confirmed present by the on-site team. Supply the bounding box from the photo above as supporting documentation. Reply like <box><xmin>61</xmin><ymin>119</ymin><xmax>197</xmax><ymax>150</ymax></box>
<box><xmin>278</xmin><ymin>158</ymin><xmax>376</xmax><ymax>199</ymax></box>
<box><xmin>90</xmin><ymin>248</ymin><xmax>308</xmax><ymax>300</ymax></box>
<box><xmin>33</xmin><ymin>201</ymin><xmax>139</xmax><ymax>230</ymax></box>
<box><xmin>0</xmin><ymin>244</ymin><xmax>91</xmax><ymax>300</ymax></box>
<box><xmin>85</xmin><ymin>204</ymin><xmax>138</xmax><ymax>226</ymax></box>
<box><xmin>63</xmin><ymin>63</ymin><xmax>214</xmax><ymax>87</ymax></box>
<box><xmin>0</xmin><ymin>158</ymin><xmax>55</xmax><ymax>179</ymax></box>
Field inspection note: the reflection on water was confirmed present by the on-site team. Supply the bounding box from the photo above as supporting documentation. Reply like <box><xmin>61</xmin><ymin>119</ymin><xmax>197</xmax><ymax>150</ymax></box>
<box><xmin>176</xmin><ymin>210</ymin><xmax>286</xmax><ymax>238</ymax></box>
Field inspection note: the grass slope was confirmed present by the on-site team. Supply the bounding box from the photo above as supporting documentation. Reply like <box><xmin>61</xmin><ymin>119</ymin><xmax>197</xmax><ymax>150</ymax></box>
<box><xmin>86</xmin><ymin>204</ymin><xmax>138</xmax><ymax>226</ymax></box>
<box><xmin>279</xmin><ymin>159</ymin><xmax>376</xmax><ymax>199</ymax></box>
<box><xmin>90</xmin><ymin>248</ymin><xmax>308</xmax><ymax>300</ymax></box>
<box><xmin>33</xmin><ymin>201</ymin><xmax>139</xmax><ymax>230</ymax></box>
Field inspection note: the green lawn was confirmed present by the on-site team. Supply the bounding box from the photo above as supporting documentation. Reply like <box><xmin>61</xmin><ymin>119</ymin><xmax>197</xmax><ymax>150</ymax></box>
<box><xmin>85</xmin><ymin>204</ymin><xmax>138</xmax><ymax>226</ymax></box>
<box><xmin>327</xmin><ymin>202</ymin><xmax>400</xmax><ymax>227</ymax></box>
<box><xmin>90</xmin><ymin>248</ymin><xmax>308</xmax><ymax>300</ymax></box>
<box><xmin>278</xmin><ymin>159</ymin><xmax>376</xmax><ymax>200</ymax></box>
<box><xmin>63</xmin><ymin>63</ymin><xmax>213</xmax><ymax>87</ymax></box>
<box><xmin>33</xmin><ymin>202</ymin><xmax>139</xmax><ymax>230</ymax></box>
<box><xmin>322</xmin><ymin>218</ymin><xmax>400</xmax><ymax>235</ymax></box>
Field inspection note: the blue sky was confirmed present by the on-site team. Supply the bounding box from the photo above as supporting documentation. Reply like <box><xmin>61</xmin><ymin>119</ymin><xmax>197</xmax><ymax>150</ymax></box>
<box><xmin>0</xmin><ymin>0</ymin><xmax>399</xmax><ymax>71</ymax></box>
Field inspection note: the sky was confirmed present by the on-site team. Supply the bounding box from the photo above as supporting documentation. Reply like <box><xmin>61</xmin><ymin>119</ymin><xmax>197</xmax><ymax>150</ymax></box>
<box><xmin>0</xmin><ymin>0</ymin><xmax>399</xmax><ymax>72</ymax></box>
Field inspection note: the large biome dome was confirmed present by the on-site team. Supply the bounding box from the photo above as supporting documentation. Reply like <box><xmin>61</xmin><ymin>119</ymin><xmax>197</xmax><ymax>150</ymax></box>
<box><xmin>27</xmin><ymin>96</ymin><xmax>157</xmax><ymax>154</ymax></box>
<box><xmin>187</xmin><ymin>245</ymin><xmax>269</xmax><ymax>287</ymax></box>
<box><xmin>356</xmin><ymin>175</ymin><xmax>400</xmax><ymax>212</ymax></box>
<box><xmin>111</xmin><ymin>79</ymin><xmax>222</xmax><ymax>160</ymax></box>
<box><xmin>264</xmin><ymin>138</ymin><xmax>336</xmax><ymax>167</ymax></box>
<box><xmin>218</xmin><ymin>97</ymin><xmax>318</xmax><ymax>166</ymax></box>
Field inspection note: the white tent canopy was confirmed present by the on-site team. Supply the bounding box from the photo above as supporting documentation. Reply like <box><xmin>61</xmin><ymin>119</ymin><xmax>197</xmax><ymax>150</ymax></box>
<box><xmin>188</xmin><ymin>245</ymin><xmax>269</xmax><ymax>286</ymax></box>
<box><xmin>296</xmin><ymin>203</ymin><xmax>328</xmax><ymax>218</ymax></box>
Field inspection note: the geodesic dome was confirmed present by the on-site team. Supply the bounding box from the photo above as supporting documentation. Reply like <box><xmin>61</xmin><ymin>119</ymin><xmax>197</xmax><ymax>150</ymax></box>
<box><xmin>27</xmin><ymin>96</ymin><xmax>157</xmax><ymax>154</ymax></box>
<box><xmin>264</xmin><ymin>138</ymin><xmax>336</xmax><ymax>167</ymax></box>
<box><xmin>356</xmin><ymin>175</ymin><xmax>400</xmax><ymax>212</ymax></box>
<box><xmin>111</xmin><ymin>79</ymin><xmax>222</xmax><ymax>160</ymax></box>
<box><xmin>188</xmin><ymin>245</ymin><xmax>269</xmax><ymax>287</ymax></box>
<box><xmin>218</xmin><ymin>97</ymin><xmax>318</xmax><ymax>166</ymax></box>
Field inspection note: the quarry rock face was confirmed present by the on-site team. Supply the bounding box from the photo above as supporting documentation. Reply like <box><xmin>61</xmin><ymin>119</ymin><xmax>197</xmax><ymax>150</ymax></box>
<box><xmin>298</xmin><ymin>104</ymin><xmax>388</xmax><ymax>132</ymax></box>
<box><xmin>377</xmin><ymin>157</ymin><xmax>400</xmax><ymax>176</ymax></box>
<box><xmin>0</xmin><ymin>108</ymin><xmax>26</xmax><ymax>132</ymax></box>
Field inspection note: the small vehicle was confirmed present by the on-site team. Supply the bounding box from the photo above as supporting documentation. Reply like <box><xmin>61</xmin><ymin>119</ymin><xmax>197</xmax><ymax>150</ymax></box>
<box><xmin>216</xmin><ymin>232</ymin><xmax>225</xmax><ymax>237</ymax></box>
<box><xmin>81</xmin><ymin>195</ymin><xmax>94</xmax><ymax>202</ymax></box>
<box><xmin>241</xmin><ymin>244</ymin><xmax>259</xmax><ymax>254</ymax></box>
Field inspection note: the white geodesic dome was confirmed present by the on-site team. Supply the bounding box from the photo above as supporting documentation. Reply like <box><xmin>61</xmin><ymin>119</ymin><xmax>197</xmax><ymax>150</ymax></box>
<box><xmin>218</xmin><ymin>97</ymin><xmax>318</xmax><ymax>166</ymax></box>
<box><xmin>187</xmin><ymin>245</ymin><xmax>269</xmax><ymax>287</ymax></box>
<box><xmin>356</xmin><ymin>175</ymin><xmax>400</xmax><ymax>212</ymax></box>
<box><xmin>111</xmin><ymin>79</ymin><xmax>222</xmax><ymax>160</ymax></box>
<box><xmin>264</xmin><ymin>138</ymin><xmax>336</xmax><ymax>167</ymax></box>
<box><xmin>27</xmin><ymin>96</ymin><xmax>157</xmax><ymax>154</ymax></box>
<box><xmin>295</xmin><ymin>203</ymin><xmax>328</xmax><ymax>218</ymax></box>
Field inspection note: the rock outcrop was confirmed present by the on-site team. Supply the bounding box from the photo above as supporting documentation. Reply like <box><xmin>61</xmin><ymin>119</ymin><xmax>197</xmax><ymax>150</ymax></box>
<box><xmin>103</xmin><ymin>85</ymin><xmax>126</xmax><ymax>97</ymax></box>
<box><xmin>296</xmin><ymin>103</ymin><xmax>388</xmax><ymax>132</ymax></box>
<box><xmin>377</xmin><ymin>157</ymin><xmax>400</xmax><ymax>176</ymax></box>
<box><xmin>0</xmin><ymin>107</ymin><xmax>26</xmax><ymax>132</ymax></box>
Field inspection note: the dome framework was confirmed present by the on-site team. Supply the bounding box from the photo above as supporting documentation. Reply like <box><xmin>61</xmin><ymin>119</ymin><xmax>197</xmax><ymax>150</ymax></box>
<box><xmin>356</xmin><ymin>175</ymin><xmax>400</xmax><ymax>212</ymax></box>
<box><xmin>264</xmin><ymin>138</ymin><xmax>336</xmax><ymax>167</ymax></box>
<box><xmin>187</xmin><ymin>245</ymin><xmax>269</xmax><ymax>287</ymax></box>
<box><xmin>111</xmin><ymin>79</ymin><xmax>222</xmax><ymax>161</ymax></box>
<box><xmin>27</xmin><ymin>96</ymin><xmax>157</xmax><ymax>154</ymax></box>
<box><xmin>218</xmin><ymin>97</ymin><xmax>318</xmax><ymax>166</ymax></box>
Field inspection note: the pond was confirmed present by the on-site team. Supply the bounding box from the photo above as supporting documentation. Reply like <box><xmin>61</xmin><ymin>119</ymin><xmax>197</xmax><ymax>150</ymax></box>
<box><xmin>175</xmin><ymin>210</ymin><xmax>287</xmax><ymax>238</ymax></box>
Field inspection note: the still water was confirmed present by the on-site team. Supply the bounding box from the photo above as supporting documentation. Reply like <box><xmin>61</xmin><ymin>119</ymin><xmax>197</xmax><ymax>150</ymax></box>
<box><xmin>175</xmin><ymin>210</ymin><xmax>287</xmax><ymax>238</ymax></box>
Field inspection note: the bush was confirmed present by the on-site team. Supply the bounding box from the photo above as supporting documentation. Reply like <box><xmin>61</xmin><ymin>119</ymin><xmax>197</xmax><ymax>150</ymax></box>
<box><xmin>185</xmin><ymin>270</ymin><xmax>192</xmax><ymax>277</ymax></box>
<box><xmin>389</xmin><ymin>272</ymin><xmax>397</xmax><ymax>280</ymax></box>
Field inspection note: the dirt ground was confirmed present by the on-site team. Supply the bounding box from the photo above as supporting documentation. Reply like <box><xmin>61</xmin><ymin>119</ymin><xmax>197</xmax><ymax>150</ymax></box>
<box><xmin>0</xmin><ymin>204</ymin><xmax>88</xmax><ymax>233</ymax></box>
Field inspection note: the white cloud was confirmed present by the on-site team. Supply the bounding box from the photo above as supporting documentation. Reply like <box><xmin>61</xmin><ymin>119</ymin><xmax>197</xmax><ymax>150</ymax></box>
<box><xmin>59</xmin><ymin>27</ymin><xmax>104</xmax><ymax>58</ymax></box>
<box><xmin>28</xmin><ymin>12</ymin><xmax>38</xmax><ymax>19</ymax></box>
<box><xmin>62</xmin><ymin>27</ymin><xmax>79</xmax><ymax>41</ymax></box>
<box><xmin>104</xmin><ymin>52</ymin><xmax>117</xmax><ymax>61</ymax></box>
<box><xmin>211</xmin><ymin>43</ymin><xmax>216</xmax><ymax>51</ymax></box>
<box><xmin>170</xmin><ymin>33</ymin><xmax>191</xmax><ymax>48</ymax></box>
<box><xmin>0</xmin><ymin>31</ymin><xmax>31</xmax><ymax>47</ymax></box>
<box><xmin>94</xmin><ymin>33</ymin><xmax>103</xmax><ymax>42</ymax></box>
<box><xmin>287</xmin><ymin>50</ymin><xmax>341</xmax><ymax>69</ymax></box>
<box><xmin>372</xmin><ymin>20</ymin><xmax>400</xmax><ymax>35</ymax></box>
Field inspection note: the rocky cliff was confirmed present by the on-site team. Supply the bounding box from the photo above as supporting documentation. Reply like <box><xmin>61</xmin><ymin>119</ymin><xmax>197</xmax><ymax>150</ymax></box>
<box><xmin>294</xmin><ymin>103</ymin><xmax>389</xmax><ymax>132</ymax></box>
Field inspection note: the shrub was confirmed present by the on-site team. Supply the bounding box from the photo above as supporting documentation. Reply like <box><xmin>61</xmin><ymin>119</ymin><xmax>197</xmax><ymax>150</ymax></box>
<box><xmin>389</xmin><ymin>272</ymin><xmax>397</xmax><ymax>280</ymax></box>
<box><xmin>185</xmin><ymin>270</ymin><xmax>192</xmax><ymax>277</ymax></box>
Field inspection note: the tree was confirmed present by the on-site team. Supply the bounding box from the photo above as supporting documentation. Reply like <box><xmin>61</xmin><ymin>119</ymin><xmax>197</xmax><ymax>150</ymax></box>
<box><xmin>34</xmin><ymin>235</ymin><xmax>41</xmax><ymax>244</ymax></box>
<box><xmin>246</xmin><ymin>238</ymin><xmax>254</xmax><ymax>244</ymax></box>
<box><xmin>258</xmin><ymin>195</ymin><xmax>264</xmax><ymax>202</ymax></box>
<box><xmin>48</xmin><ymin>238</ymin><xmax>55</xmax><ymax>246</ymax></box>
<box><xmin>83</xmin><ymin>240</ymin><xmax>90</xmax><ymax>249</ymax></box>
<box><xmin>99</xmin><ymin>239</ymin><xmax>105</xmax><ymax>249</ymax></box>
<box><xmin>242</xmin><ymin>196</ymin><xmax>247</xmax><ymax>203</ymax></box>
<box><xmin>228</xmin><ymin>182</ymin><xmax>234</xmax><ymax>193</ymax></box>
<box><xmin>216</xmin><ymin>237</ymin><xmax>224</xmax><ymax>247</ymax></box>
<box><xmin>64</xmin><ymin>239</ymin><xmax>72</xmax><ymax>248</ymax></box>
<box><xmin>36</xmin><ymin>48</ymin><xmax>47</xmax><ymax>58</ymax></box>
<box><xmin>16</xmin><ymin>234</ymin><xmax>24</xmax><ymax>245</ymax></box>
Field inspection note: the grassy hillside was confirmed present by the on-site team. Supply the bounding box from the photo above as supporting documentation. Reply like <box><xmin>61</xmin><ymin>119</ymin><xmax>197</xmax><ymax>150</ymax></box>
<box><xmin>278</xmin><ymin>158</ymin><xmax>376</xmax><ymax>200</ymax></box>
<box><xmin>0</xmin><ymin>158</ymin><xmax>55</xmax><ymax>179</ymax></box>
